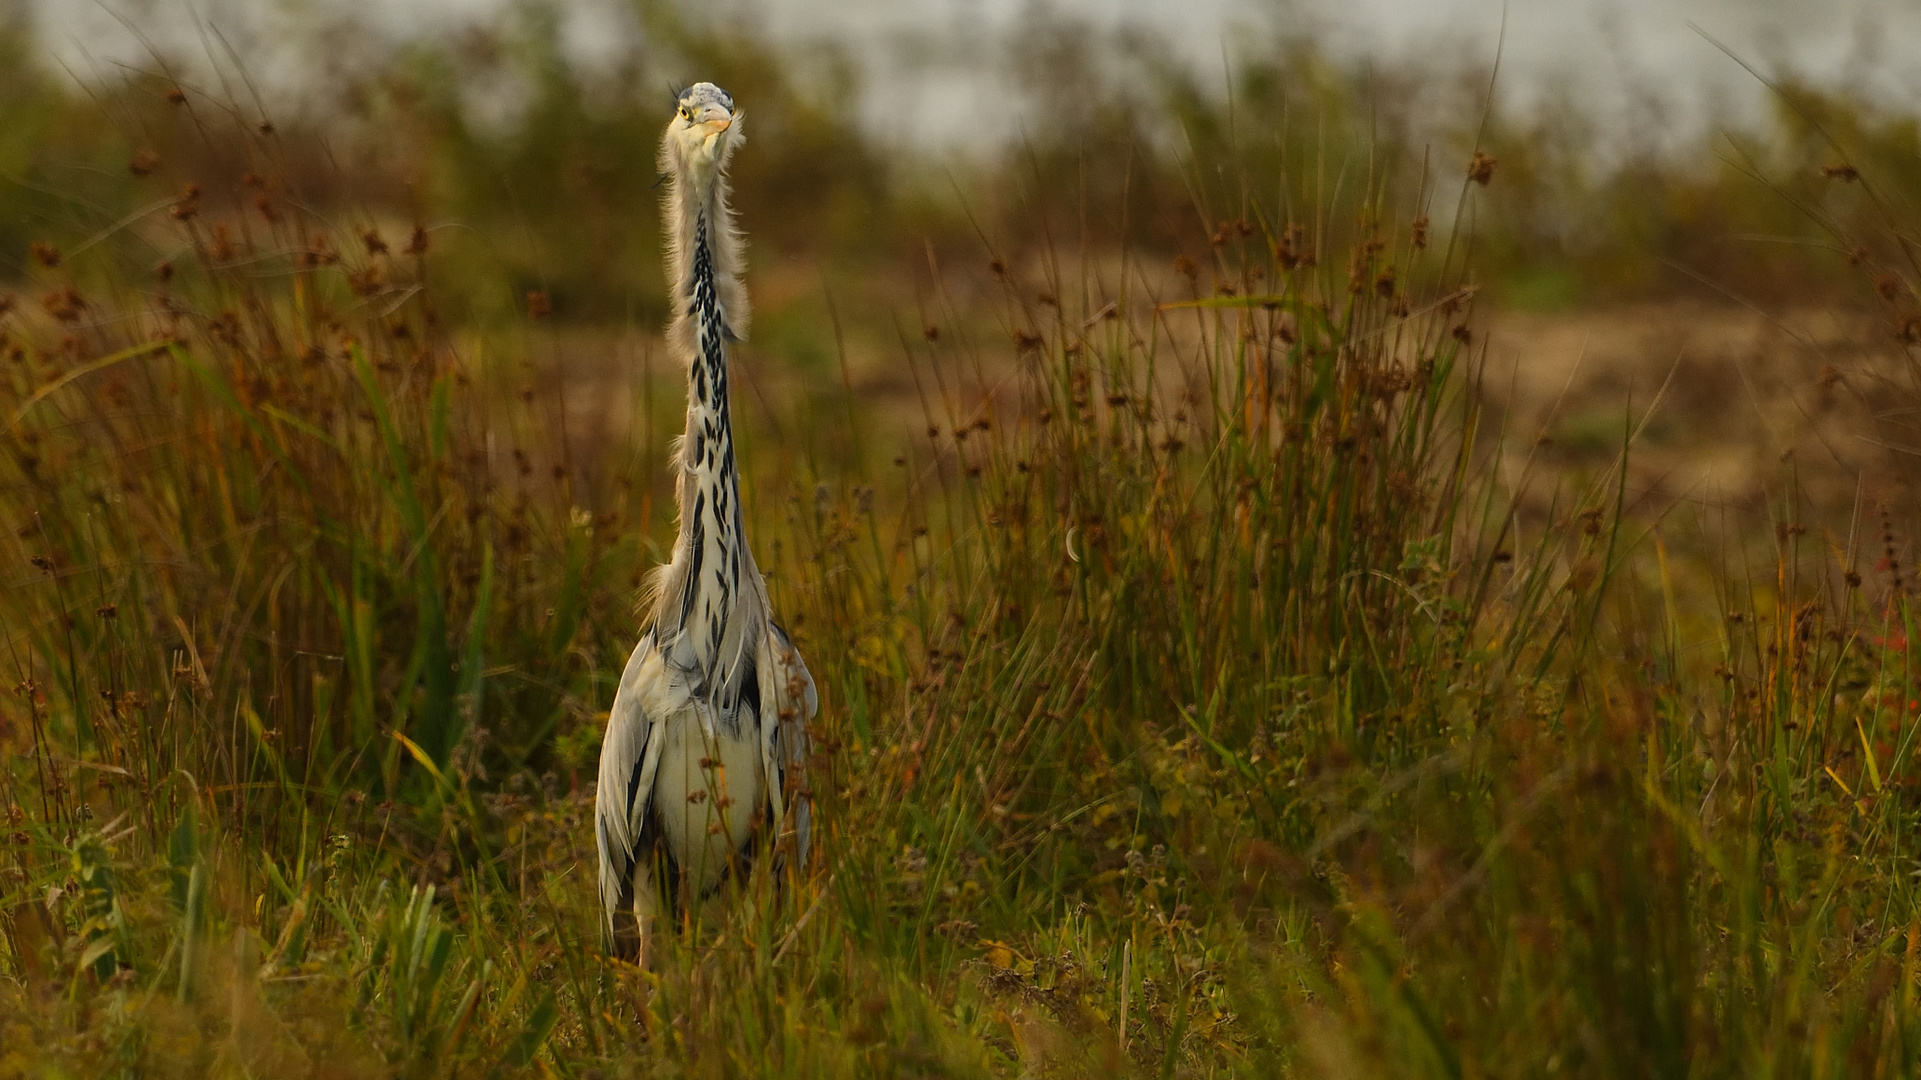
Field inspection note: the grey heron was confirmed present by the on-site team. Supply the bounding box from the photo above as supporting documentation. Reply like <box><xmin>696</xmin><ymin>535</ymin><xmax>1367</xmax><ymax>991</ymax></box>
<box><xmin>594</xmin><ymin>81</ymin><xmax>817</xmax><ymax>964</ymax></box>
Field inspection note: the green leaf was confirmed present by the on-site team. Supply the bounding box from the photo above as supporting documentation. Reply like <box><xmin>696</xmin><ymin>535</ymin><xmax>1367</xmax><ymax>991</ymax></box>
<box><xmin>498</xmin><ymin>989</ymin><xmax>558</xmax><ymax>1070</ymax></box>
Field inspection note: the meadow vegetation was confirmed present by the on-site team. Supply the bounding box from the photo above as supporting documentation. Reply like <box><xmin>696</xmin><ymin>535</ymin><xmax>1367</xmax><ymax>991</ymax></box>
<box><xmin>5</xmin><ymin>6</ymin><xmax>1921</xmax><ymax>1077</ymax></box>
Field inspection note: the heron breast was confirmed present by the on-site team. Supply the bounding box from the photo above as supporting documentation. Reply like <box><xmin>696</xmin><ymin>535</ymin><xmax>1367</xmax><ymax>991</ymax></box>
<box><xmin>650</xmin><ymin>706</ymin><xmax>764</xmax><ymax>895</ymax></box>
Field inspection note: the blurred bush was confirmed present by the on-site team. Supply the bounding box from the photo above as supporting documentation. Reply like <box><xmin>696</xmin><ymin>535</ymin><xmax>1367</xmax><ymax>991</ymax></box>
<box><xmin>7</xmin><ymin>2</ymin><xmax>1921</xmax><ymax>325</ymax></box>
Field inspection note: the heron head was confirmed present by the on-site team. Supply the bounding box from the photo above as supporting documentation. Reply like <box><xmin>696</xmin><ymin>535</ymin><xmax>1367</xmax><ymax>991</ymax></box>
<box><xmin>665</xmin><ymin>82</ymin><xmax>740</xmax><ymax>186</ymax></box>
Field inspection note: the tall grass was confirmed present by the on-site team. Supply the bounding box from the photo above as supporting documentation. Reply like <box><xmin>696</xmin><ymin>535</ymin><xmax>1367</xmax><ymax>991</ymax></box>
<box><xmin>4</xmin><ymin>31</ymin><xmax>1921</xmax><ymax>1080</ymax></box>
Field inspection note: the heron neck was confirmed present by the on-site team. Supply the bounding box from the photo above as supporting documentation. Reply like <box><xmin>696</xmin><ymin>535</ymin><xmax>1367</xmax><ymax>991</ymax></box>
<box><xmin>665</xmin><ymin>205</ymin><xmax>745</xmax><ymax>656</ymax></box>
<box><xmin>685</xmin><ymin>207</ymin><xmax>734</xmax><ymax>434</ymax></box>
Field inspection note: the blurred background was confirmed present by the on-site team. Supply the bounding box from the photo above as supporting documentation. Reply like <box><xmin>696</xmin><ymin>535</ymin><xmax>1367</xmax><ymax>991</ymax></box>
<box><xmin>5</xmin><ymin>0</ymin><xmax>1921</xmax><ymax>515</ymax></box>
<box><xmin>25</xmin><ymin>0</ymin><xmax>1921</xmax><ymax>153</ymax></box>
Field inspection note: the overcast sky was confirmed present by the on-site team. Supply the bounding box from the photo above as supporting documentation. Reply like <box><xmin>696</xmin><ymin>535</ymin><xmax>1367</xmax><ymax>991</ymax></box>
<box><xmin>24</xmin><ymin>0</ymin><xmax>1921</xmax><ymax>150</ymax></box>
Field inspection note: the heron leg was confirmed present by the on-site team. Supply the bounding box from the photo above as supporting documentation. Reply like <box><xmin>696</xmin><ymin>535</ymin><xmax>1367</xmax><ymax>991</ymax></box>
<box><xmin>612</xmin><ymin>842</ymin><xmax>682</xmax><ymax>968</ymax></box>
<box><xmin>629</xmin><ymin>858</ymin><xmax>659</xmax><ymax>969</ymax></box>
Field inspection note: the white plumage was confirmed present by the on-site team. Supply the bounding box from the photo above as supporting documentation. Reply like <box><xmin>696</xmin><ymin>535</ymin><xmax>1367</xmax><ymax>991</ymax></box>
<box><xmin>593</xmin><ymin>82</ymin><xmax>817</xmax><ymax>963</ymax></box>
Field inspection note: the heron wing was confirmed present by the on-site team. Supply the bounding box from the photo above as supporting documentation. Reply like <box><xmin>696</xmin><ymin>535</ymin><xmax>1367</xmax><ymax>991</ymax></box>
<box><xmin>759</xmin><ymin>620</ymin><xmax>817</xmax><ymax>868</ymax></box>
<box><xmin>594</xmin><ymin>629</ymin><xmax>687</xmax><ymax>937</ymax></box>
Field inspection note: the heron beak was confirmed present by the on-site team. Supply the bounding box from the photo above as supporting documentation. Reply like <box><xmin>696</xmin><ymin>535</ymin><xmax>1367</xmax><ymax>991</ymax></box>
<box><xmin>693</xmin><ymin>114</ymin><xmax>733</xmax><ymax>156</ymax></box>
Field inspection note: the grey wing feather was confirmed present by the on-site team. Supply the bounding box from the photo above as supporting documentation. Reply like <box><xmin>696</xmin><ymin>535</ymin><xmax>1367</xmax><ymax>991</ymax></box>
<box><xmin>594</xmin><ymin>630</ymin><xmax>669</xmax><ymax>943</ymax></box>
<box><xmin>761</xmin><ymin>621</ymin><xmax>817</xmax><ymax>868</ymax></box>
